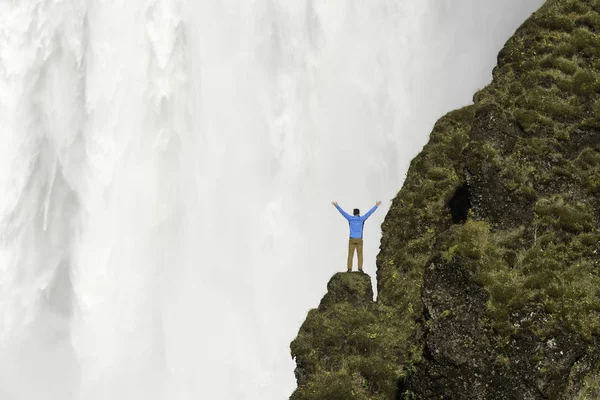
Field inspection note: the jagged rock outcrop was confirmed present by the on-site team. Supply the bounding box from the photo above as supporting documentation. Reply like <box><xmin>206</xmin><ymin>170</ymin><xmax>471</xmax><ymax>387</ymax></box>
<box><xmin>318</xmin><ymin>272</ymin><xmax>374</xmax><ymax>310</ymax></box>
<box><xmin>291</xmin><ymin>0</ymin><xmax>600</xmax><ymax>398</ymax></box>
<box><xmin>291</xmin><ymin>273</ymin><xmax>410</xmax><ymax>400</ymax></box>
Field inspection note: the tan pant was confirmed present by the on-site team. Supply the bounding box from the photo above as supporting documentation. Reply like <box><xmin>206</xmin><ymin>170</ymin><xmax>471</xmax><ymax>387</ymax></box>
<box><xmin>347</xmin><ymin>238</ymin><xmax>363</xmax><ymax>271</ymax></box>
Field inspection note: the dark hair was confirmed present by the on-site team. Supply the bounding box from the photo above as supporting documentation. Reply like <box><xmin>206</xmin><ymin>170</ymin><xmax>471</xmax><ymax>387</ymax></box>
<box><xmin>353</xmin><ymin>208</ymin><xmax>360</xmax><ymax>216</ymax></box>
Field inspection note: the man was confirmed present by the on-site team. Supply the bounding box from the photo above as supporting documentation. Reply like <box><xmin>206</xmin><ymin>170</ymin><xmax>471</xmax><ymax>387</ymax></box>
<box><xmin>332</xmin><ymin>200</ymin><xmax>382</xmax><ymax>272</ymax></box>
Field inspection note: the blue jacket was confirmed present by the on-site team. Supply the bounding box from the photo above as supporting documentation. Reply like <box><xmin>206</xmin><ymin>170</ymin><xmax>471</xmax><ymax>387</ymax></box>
<box><xmin>335</xmin><ymin>204</ymin><xmax>378</xmax><ymax>238</ymax></box>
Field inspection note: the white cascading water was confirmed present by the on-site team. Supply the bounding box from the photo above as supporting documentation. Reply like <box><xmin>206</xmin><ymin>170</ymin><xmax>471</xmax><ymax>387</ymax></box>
<box><xmin>0</xmin><ymin>1</ymin><xmax>543</xmax><ymax>399</ymax></box>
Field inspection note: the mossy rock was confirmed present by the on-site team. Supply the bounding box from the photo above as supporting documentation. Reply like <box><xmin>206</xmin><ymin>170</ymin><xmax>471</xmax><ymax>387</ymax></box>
<box><xmin>291</xmin><ymin>1</ymin><xmax>600</xmax><ymax>398</ymax></box>
<box><xmin>291</xmin><ymin>273</ymin><xmax>410</xmax><ymax>399</ymax></box>
<box><xmin>318</xmin><ymin>272</ymin><xmax>374</xmax><ymax>310</ymax></box>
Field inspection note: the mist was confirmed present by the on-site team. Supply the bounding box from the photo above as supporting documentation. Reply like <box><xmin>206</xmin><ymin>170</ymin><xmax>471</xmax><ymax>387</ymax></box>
<box><xmin>0</xmin><ymin>1</ymin><xmax>543</xmax><ymax>399</ymax></box>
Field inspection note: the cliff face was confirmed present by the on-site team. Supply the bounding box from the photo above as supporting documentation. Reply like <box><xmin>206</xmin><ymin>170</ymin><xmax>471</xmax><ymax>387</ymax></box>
<box><xmin>291</xmin><ymin>0</ymin><xmax>600</xmax><ymax>398</ymax></box>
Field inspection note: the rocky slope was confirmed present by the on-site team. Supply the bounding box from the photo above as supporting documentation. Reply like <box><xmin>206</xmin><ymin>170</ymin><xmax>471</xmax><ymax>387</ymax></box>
<box><xmin>291</xmin><ymin>0</ymin><xmax>600</xmax><ymax>398</ymax></box>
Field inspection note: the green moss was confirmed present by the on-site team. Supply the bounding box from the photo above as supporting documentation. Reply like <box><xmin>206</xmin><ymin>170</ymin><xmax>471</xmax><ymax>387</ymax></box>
<box><xmin>534</xmin><ymin>12</ymin><xmax>574</xmax><ymax>32</ymax></box>
<box><xmin>576</xmin><ymin>372</ymin><xmax>600</xmax><ymax>399</ymax></box>
<box><xmin>292</xmin><ymin>1</ymin><xmax>600</xmax><ymax>397</ymax></box>
<box><xmin>291</xmin><ymin>275</ymin><xmax>415</xmax><ymax>399</ymax></box>
<box><xmin>534</xmin><ymin>195</ymin><xmax>594</xmax><ymax>233</ymax></box>
<box><xmin>290</xmin><ymin>369</ymin><xmax>370</xmax><ymax>400</ymax></box>
<box><xmin>442</xmin><ymin>221</ymin><xmax>491</xmax><ymax>263</ymax></box>
<box><xmin>592</xmin><ymin>99</ymin><xmax>600</xmax><ymax>115</ymax></box>
<box><xmin>568</xmin><ymin>69</ymin><xmax>600</xmax><ymax>96</ymax></box>
<box><xmin>572</xmin><ymin>27</ymin><xmax>600</xmax><ymax>57</ymax></box>
<box><xmin>575</xmin><ymin>11</ymin><xmax>600</xmax><ymax>32</ymax></box>
<box><xmin>551</xmin><ymin>165</ymin><xmax>573</xmax><ymax>178</ymax></box>
<box><xmin>514</xmin><ymin>109</ymin><xmax>542</xmax><ymax>134</ymax></box>
<box><xmin>378</xmin><ymin>106</ymin><xmax>474</xmax><ymax>308</ymax></box>
<box><xmin>319</xmin><ymin>272</ymin><xmax>374</xmax><ymax>310</ymax></box>
<box><xmin>436</xmin><ymin>197</ymin><xmax>600</xmax><ymax>342</ymax></box>
<box><xmin>540</xmin><ymin>55</ymin><xmax>579</xmax><ymax>75</ymax></box>
<box><xmin>578</xmin><ymin>118</ymin><xmax>600</xmax><ymax>130</ymax></box>
<box><xmin>555</xmin><ymin>41</ymin><xmax>577</xmax><ymax>58</ymax></box>
<box><xmin>575</xmin><ymin>148</ymin><xmax>600</xmax><ymax>169</ymax></box>
<box><xmin>347</xmin><ymin>356</ymin><xmax>400</xmax><ymax>394</ymax></box>
<box><xmin>562</xmin><ymin>0</ymin><xmax>590</xmax><ymax>14</ymax></box>
<box><xmin>522</xmin><ymin>137</ymin><xmax>558</xmax><ymax>157</ymax></box>
<box><xmin>519</xmin><ymin>88</ymin><xmax>583</xmax><ymax>121</ymax></box>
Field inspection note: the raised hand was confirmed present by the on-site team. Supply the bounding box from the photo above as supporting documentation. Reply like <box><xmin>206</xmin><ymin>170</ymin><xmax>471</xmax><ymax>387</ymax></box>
<box><xmin>376</xmin><ymin>201</ymin><xmax>382</xmax><ymax>206</ymax></box>
<box><xmin>332</xmin><ymin>201</ymin><xmax>338</xmax><ymax>206</ymax></box>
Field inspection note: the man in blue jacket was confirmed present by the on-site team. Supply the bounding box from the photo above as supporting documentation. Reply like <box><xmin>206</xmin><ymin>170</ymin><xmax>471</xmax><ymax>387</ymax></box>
<box><xmin>332</xmin><ymin>201</ymin><xmax>381</xmax><ymax>272</ymax></box>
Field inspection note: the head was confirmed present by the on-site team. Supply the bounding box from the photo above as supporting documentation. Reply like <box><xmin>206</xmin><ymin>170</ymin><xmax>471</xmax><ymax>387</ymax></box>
<box><xmin>353</xmin><ymin>208</ymin><xmax>360</xmax><ymax>216</ymax></box>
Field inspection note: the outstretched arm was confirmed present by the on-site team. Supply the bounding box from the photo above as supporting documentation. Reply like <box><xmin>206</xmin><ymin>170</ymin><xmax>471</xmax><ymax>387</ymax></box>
<box><xmin>332</xmin><ymin>201</ymin><xmax>351</xmax><ymax>220</ymax></box>
<box><xmin>361</xmin><ymin>201</ymin><xmax>382</xmax><ymax>221</ymax></box>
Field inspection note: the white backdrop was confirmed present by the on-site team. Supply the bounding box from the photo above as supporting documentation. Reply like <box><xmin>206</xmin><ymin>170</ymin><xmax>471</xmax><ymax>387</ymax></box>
<box><xmin>0</xmin><ymin>1</ymin><xmax>543</xmax><ymax>399</ymax></box>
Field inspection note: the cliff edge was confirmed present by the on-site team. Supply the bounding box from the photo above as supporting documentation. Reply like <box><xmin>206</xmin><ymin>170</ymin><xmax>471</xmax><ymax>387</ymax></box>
<box><xmin>291</xmin><ymin>0</ymin><xmax>600</xmax><ymax>398</ymax></box>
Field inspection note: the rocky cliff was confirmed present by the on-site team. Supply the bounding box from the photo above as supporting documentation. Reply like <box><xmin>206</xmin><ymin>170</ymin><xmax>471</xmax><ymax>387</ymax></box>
<box><xmin>291</xmin><ymin>0</ymin><xmax>600</xmax><ymax>398</ymax></box>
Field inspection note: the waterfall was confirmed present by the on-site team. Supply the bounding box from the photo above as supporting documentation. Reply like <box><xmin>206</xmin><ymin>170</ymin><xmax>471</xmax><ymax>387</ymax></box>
<box><xmin>0</xmin><ymin>1</ymin><xmax>543</xmax><ymax>399</ymax></box>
